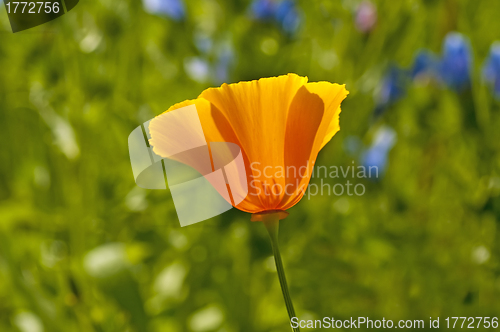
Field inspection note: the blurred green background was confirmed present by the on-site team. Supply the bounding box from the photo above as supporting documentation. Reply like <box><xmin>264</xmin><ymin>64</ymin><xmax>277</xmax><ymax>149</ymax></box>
<box><xmin>1</xmin><ymin>0</ymin><xmax>500</xmax><ymax>331</ymax></box>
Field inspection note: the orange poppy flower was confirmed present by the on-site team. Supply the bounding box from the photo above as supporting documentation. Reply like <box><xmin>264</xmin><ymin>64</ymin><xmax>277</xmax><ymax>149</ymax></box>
<box><xmin>149</xmin><ymin>74</ymin><xmax>348</xmax><ymax>331</ymax></box>
<box><xmin>149</xmin><ymin>73</ymin><xmax>348</xmax><ymax>219</ymax></box>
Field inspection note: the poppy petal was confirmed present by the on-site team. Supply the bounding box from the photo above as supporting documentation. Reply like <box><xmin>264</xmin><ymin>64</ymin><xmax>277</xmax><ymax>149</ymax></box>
<box><xmin>279</xmin><ymin>85</ymin><xmax>325</xmax><ymax>209</ymax></box>
<box><xmin>305</xmin><ymin>82</ymin><xmax>349</xmax><ymax>149</ymax></box>
<box><xmin>149</xmin><ymin>98</ymin><xmax>264</xmax><ymax>213</ymax></box>
<box><xmin>278</xmin><ymin>83</ymin><xmax>348</xmax><ymax>209</ymax></box>
<box><xmin>199</xmin><ymin>73</ymin><xmax>308</xmax><ymax>210</ymax></box>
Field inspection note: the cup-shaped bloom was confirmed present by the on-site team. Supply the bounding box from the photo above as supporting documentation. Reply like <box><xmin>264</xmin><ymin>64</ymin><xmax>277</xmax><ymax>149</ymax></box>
<box><xmin>439</xmin><ymin>32</ymin><xmax>472</xmax><ymax>90</ymax></box>
<box><xmin>149</xmin><ymin>74</ymin><xmax>348</xmax><ymax>214</ymax></box>
<box><xmin>483</xmin><ymin>43</ymin><xmax>500</xmax><ymax>99</ymax></box>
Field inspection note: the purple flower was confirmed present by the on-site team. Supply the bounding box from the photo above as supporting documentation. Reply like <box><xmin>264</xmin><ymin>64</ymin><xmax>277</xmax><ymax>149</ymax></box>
<box><xmin>439</xmin><ymin>32</ymin><xmax>472</xmax><ymax>90</ymax></box>
<box><xmin>483</xmin><ymin>43</ymin><xmax>500</xmax><ymax>99</ymax></box>
<box><xmin>143</xmin><ymin>0</ymin><xmax>185</xmax><ymax>21</ymax></box>
<box><xmin>355</xmin><ymin>1</ymin><xmax>377</xmax><ymax>33</ymax></box>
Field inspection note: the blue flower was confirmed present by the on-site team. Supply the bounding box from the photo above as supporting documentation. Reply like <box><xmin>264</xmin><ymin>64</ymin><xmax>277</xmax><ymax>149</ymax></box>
<box><xmin>411</xmin><ymin>50</ymin><xmax>439</xmax><ymax>81</ymax></box>
<box><xmin>143</xmin><ymin>0</ymin><xmax>185</xmax><ymax>21</ymax></box>
<box><xmin>215</xmin><ymin>43</ymin><xmax>234</xmax><ymax>84</ymax></box>
<box><xmin>343</xmin><ymin>136</ymin><xmax>363</xmax><ymax>156</ymax></box>
<box><xmin>482</xmin><ymin>43</ymin><xmax>500</xmax><ymax>99</ymax></box>
<box><xmin>377</xmin><ymin>32</ymin><xmax>472</xmax><ymax>114</ymax></box>
<box><xmin>194</xmin><ymin>33</ymin><xmax>213</xmax><ymax>54</ymax></box>
<box><xmin>275</xmin><ymin>0</ymin><xmax>301</xmax><ymax>34</ymax></box>
<box><xmin>374</xmin><ymin>66</ymin><xmax>407</xmax><ymax>117</ymax></box>
<box><xmin>250</xmin><ymin>0</ymin><xmax>301</xmax><ymax>34</ymax></box>
<box><xmin>250</xmin><ymin>0</ymin><xmax>277</xmax><ymax>20</ymax></box>
<box><xmin>439</xmin><ymin>32</ymin><xmax>472</xmax><ymax>90</ymax></box>
<box><xmin>361</xmin><ymin>126</ymin><xmax>397</xmax><ymax>178</ymax></box>
<box><xmin>184</xmin><ymin>57</ymin><xmax>210</xmax><ymax>83</ymax></box>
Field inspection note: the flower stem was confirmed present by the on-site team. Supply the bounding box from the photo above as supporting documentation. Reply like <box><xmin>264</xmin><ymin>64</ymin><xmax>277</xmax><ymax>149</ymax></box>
<box><xmin>263</xmin><ymin>218</ymin><xmax>300</xmax><ymax>332</ymax></box>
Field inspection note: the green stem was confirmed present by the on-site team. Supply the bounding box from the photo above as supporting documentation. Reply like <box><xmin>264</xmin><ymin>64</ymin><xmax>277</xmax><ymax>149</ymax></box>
<box><xmin>264</xmin><ymin>218</ymin><xmax>300</xmax><ymax>332</ymax></box>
